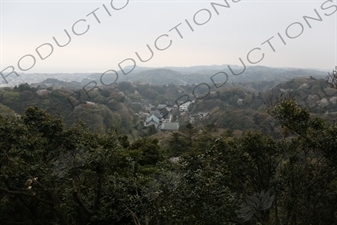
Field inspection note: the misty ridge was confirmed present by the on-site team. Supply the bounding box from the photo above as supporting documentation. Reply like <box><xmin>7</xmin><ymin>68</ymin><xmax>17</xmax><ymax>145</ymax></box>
<box><xmin>1</xmin><ymin>62</ymin><xmax>335</xmax><ymax>138</ymax></box>
<box><xmin>2</xmin><ymin>65</ymin><xmax>328</xmax><ymax>89</ymax></box>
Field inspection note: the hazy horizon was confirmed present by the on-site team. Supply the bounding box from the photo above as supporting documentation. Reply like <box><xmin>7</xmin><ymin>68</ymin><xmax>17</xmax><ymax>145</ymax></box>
<box><xmin>6</xmin><ymin>64</ymin><xmax>332</xmax><ymax>75</ymax></box>
<box><xmin>1</xmin><ymin>0</ymin><xmax>336</xmax><ymax>74</ymax></box>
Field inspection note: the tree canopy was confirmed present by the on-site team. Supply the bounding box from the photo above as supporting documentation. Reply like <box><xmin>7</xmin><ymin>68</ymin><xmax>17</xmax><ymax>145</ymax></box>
<box><xmin>2</xmin><ymin>95</ymin><xmax>337</xmax><ymax>224</ymax></box>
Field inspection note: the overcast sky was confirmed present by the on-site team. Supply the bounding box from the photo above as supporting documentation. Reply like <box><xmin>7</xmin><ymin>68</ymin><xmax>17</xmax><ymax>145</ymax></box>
<box><xmin>0</xmin><ymin>0</ymin><xmax>336</xmax><ymax>74</ymax></box>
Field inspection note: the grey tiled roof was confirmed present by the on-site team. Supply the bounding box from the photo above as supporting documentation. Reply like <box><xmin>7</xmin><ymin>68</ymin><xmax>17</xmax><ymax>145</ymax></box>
<box><xmin>146</xmin><ymin>114</ymin><xmax>160</xmax><ymax>124</ymax></box>
<box><xmin>160</xmin><ymin>122</ymin><xmax>179</xmax><ymax>130</ymax></box>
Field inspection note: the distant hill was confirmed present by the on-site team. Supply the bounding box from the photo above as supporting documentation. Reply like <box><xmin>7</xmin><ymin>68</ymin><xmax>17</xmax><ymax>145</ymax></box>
<box><xmin>2</xmin><ymin>65</ymin><xmax>329</xmax><ymax>89</ymax></box>
<box><xmin>116</xmin><ymin>65</ymin><xmax>328</xmax><ymax>85</ymax></box>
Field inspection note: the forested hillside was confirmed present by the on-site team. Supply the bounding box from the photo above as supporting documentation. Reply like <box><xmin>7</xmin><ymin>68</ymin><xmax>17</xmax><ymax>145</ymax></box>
<box><xmin>2</xmin><ymin>70</ymin><xmax>337</xmax><ymax>224</ymax></box>
<box><xmin>1</xmin><ymin>75</ymin><xmax>336</xmax><ymax>139</ymax></box>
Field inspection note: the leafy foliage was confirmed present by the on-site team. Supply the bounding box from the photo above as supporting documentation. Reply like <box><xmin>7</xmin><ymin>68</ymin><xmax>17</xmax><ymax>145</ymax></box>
<box><xmin>2</xmin><ymin>76</ymin><xmax>337</xmax><ymax>224</ymax></box>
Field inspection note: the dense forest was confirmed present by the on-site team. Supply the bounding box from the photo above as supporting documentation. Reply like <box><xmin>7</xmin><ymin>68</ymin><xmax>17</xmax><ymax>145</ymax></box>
<box><xmin>1</xmin><ymin>69</ymin><xmax>337</xmax><ymax>224</ymax></box>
